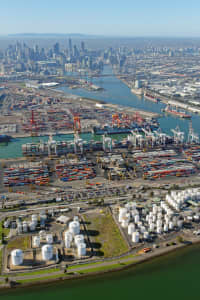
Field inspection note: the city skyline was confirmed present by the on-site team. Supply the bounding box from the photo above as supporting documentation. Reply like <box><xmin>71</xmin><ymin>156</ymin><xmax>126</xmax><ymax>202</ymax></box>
<box><xmin>0</xmin><ymin>0</ymin><xmax>200</xmax><ymax>37</ymax></box>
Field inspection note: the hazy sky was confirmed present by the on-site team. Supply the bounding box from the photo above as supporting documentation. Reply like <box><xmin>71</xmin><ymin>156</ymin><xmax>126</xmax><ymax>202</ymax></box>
<box><xmin>0</xmin><ymin>0</ymin><xmax>200</xmax><ymax>37</ymax></box>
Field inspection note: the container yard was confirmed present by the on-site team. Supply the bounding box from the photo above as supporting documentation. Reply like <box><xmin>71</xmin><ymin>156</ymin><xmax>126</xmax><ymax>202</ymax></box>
<box><xmin>183</xmin><ymin>145</ymin><xmax>200</xmax><ymax>163</ymax></box>
<box><xmin>56</xmin><ymin>159</ymin><xmax>96</xmax><ymax>182</ymax></box>
<box><xmin>3</xmin><ymin>162</ymin><xmax>49</xmax><ymax>187</ymax></box>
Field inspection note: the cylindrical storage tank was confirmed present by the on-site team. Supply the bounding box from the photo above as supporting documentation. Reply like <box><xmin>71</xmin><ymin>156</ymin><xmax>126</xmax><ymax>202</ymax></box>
<box><xmin>164</xmin><ymin>224</ymin><xmax>168</xmax><ymax>232</ymax></box>
<box><xmin>152</xmin><ymin>215</ymin><xmax>156</xmax><ymax>222</ymax></box>
<box><xmin>149</xmin><ymin>223</ymin><xmax>155</xmax><ymax>232</ymax></box>
<box><xmin>40</xmin><ymin>214</ymin><xmax>47</xmax><ymax>221</ymax></box>
<box><xmin>4</xmin><ymin>220</ymin><xmax>10</xmax><ymax>228</ymax></box>
<box><xmin>64</xmin><ymin>231</ymin><xmax>73</xmax><ymax>242</ymax></box>
<box><xmin>74</xmin><ymin>234</ymin><xmax>84</xmax><ymax>246</ymax></box>
<box><xmin>143</xmin><ymin>232</ymin><xmax>149</xmax><ymax>240</ymax></box>
<box><xmin>177</xmin><ymin>220</ymin><xmax>183</xmax><ymax>228</ymax></box>
<box><xmin>132</xmin><ymin>232</ymin><xmax>140</xmax><ymax>243</ymax></box>
<box><xmin>29</xmin><ymin>222</ymin><xmax>36</xmax><ymax>232</ymax></box>
<box><xmin>140</xmin><ymin>226</ymin><xmax>146</xmax><ymax>233</ymax></box>
<box><xmin>33</xmin><ymin>236</ymin><xmax>40</xmax><ymax>247</ymax></box>
<box><xmin>194</xmin><ymin>215</ymin><xmax>200</xmax><ymax>222</ymax></box>
<box><xmin>77</xmin><ymin>243</ymin><xmax>86</xmax><ymax>257</ymax></box>
<box><xmin>23</xmin><ymin>221</ymin><xmax>28</xmax><ymax>233</ymax></box>
<box><xmin>187</xmin><ymin>216</ymin><xmax>193</xmax><ymax>222</ymax></box>
<box><xmin>17</xmin><ymin>224</ymin><xmax>23</xmax><ymax>234</ymax></box>
<box><xmin>32</xmin><ymin>214</ymin><xmax>38</xmax><ymax>223</ymax></box>
<box><xmin>46</xmin><ymin>234</ymin><xmax>53</xmax><ymax>244</ymax></box>
<box><xmin>169</xmin><ymin>221</ymin><xmax>174</xmax><ymax>230</ymax></box>
<box><xmin>65</xmin><ymin>238</ymin><xmax>71</xmax><ymax>248</ymax></box>
<box><xmin>122</xmin><ymin>219</ymin><xmax>129</xmax><ymax>228</ymax></box>
<box><xmin>73</xmin><ymin>216</ymin><xmax>79</xmax><ymax>222</ymax></box>
<box><xmin>69</xmin><ymin>221</ymin><xmax>80</xmax><ymax>235</ymax></box>
<box><xmin>134</xmin><ymin>215</ymin><xmax>140</xmax><ymax>223</ymax></box>
<box><xmin>119</xmin><ymin>208</ymin><xmax>127</xmax><ymax>222</ymax></box>
<box><xmin>42</xmin><ymin>244</ymin><xmax>53</xmax><ymax>261</ymax></box>
<box><xmin>11</xmin><ymin>249</ymin><xmax>23</xmax><ymax>266</ymax></box>
<box><xmin>39</xmin><ymin>230</ymin><xmax>46</xmax><ymax>238</ymax></box>
<box><xmin>128</xmin><ymin>223</ymin><xmax>135</xmax><ymax>235</ymax></box>
<box><xmin>157</xmin><ymin>226</ymin><xmax>162</xmax><ymax>234</ymax></box>
<box><xmin>156</xmin><ymin>220</ymin><xmax>162</xmax><ymax>227</ymax></box>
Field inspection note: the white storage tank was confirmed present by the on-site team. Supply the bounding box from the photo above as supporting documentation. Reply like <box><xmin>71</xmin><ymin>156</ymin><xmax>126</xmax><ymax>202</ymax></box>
<box><xmin>11</xmin><ymin>249</ymin><xmax>23</xmax><ymax>266</ymax></box>
<box><xmin>177</xmin><ymin>220</ymin><xmax>183</xmax><ymax>228</ymax></box>
<box><xmin>74</xmin><ymin>234</ymin><xmax>84</xmax><ymax>246</ymax></box>
<box><xmin>134</xmin><ymin>215</ymin><xmax>140</xmax><ymax>223</ymax></box>
<box><xmin>157</xmin><ymin>227</ymin><xmax>162</xmax><ymax>234</ymax></box>
<box><xmin>33</xmin><ymin>236</ymin><xmax>40</xmax><ymax>247</ymax></box>
<box><xmin>164</xmin><ymin>224</ymin><xmax>168</xmax><ymax>232</ymax></box>
<box><xmin>77</xmin><ymin>243</ymin><xmax>86</xmax><ymax>257</ymax></box>
<box><xmin>122</xmin><ymin>219</ymin><xmax>129</xmax><ymax>228</ymax></box>
<box><xmin>64</xmin><ymin>231</ymin><xmax>73</xmax><ymax>242</ymax></box>
<box><xmin>46</xmin><ymin>234</ymin><xmax>53</xmax><ymax>244</ymax></box>
<box><xmin>29</xmin><ymin>222</ymin><xmax>36</xmax><ymax>232</ymax></box>
<box><xmin>69</xmin><ymin>221</ymin><xmax>80</xmax><ymax>235</ymax></box>
<box><xmin>169</xmin><ymin>221</ymin><xmax>174</xmax><ymax>230</ymax></box>
<box><xmin>17</xmin><ymin>224</ymin><xmax>23</xmax><ymax>234</ymax></box>
<box><xmin>73</xmin><ymin>216</ymin><xmax>79</xmax><ymax>222</ymax></box>
<box><xmin>149</xmin><ymin>223</ymin><xmax>155</xmax><ymax>232</ymax></box>
<box><xmin>22</xmin><ymin>221</ymin><xmax>28</xmax><ymax>233</ymax></box>
<box><xmin>132</xmin><ymin>232</ymin><xmax>140</xmax><ymax>243</ymax></box>
<box><xmin>32</xmin><ymin>214</ymin><xmax>38</xmax><ymax>223</ymax></box>
<box><xmin>143</xmin><ymin>232</ymin><xmax>149</xmax><ymax>240</ymax></box>
<box><xmin>39</xmin><ymin>230</ymin><xmax>46</xmax><ymax>238</ymax></box>
<box><xmin>42</xmin><ymin>244</ymin><xmax>53</xmax><ymax>261</ymax></box>
<box><xmin>119</xmin><ymin>208</ymin><xmax>127</xmax><ymax>223</ymax></box>
<box><xmin>194</xmin><ymin>215</ymin><xmax>199</xmax><ymax>222</ymax></box>
<box><xmin>65</xmin><ymin>238</ymin><xmax>71</xmax><ymax>248</ymax></box>
<box><xmin>4</xmin><ymin>220</ymin><xmax>10</xmax><ymax>228</ymax></box>
<box><xmin>128</xmin><ymin>223</ymin><xmax>135</xmax><ymax>235</ymax></box>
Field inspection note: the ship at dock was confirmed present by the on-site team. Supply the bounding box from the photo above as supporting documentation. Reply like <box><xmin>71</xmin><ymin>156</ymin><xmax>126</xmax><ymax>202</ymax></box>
<box><xmin>163</xmin><ymin>104</ymin><xmax>191</xmax><ymax>119</ymax></box>
<box><xmin>144</xmin><ymin>91</ymin><xmax>160</xmax><ymax>103</ymax></box>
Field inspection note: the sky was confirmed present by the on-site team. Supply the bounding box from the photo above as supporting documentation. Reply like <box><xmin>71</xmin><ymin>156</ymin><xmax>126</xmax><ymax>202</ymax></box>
<box><xmin>0</xmin><ymin>0</ymin><xmax>200</xmax><ymax>37</ymax></box>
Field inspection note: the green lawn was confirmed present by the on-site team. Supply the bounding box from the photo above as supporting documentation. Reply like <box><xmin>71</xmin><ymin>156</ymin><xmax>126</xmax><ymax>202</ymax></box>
<box><xmin>13</xmin><ymin>267</ymin><xmax>60</xmax><ymax>277</ymax></box>
<box><xmin>7</xmin><ymin>236</ymin><xmax>31</xmax><ymax>251</ymax></box>
<box><xmin>0</xmin><ymin>249</ymin><xmax>2</xmax><ymax>273</ymax></box>
<box><xmin>84</xmin><ymin>209</ymin><xmax>129</xmax><ymax>258</ymax></box>
<box><xmin>0</xmin><ymin>221</ymin><xmax>10</xmax><ymax>244</ymax></box>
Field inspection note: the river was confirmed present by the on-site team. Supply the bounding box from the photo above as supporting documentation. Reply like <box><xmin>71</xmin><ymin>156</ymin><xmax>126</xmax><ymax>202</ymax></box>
<box><xmin>1</xmin><ymin>243</ymin><xmax>200</xmax><ymax>299</ymax></box>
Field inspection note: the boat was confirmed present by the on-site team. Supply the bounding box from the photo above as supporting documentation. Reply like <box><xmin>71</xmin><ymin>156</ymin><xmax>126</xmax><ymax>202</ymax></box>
<box><xmin>164</xmin><ymin>105</ymin><xmax>191</xmax><ymax>119</ymax></box>
<box><xmin>144</xmin><ymin>92</ymin><xmax>160</xmax><ymax>103</ymax></box>
<box><xmin>0</xmin><ymin>135</ymin><xmax>12</xmax><ymax>143</ymax></box>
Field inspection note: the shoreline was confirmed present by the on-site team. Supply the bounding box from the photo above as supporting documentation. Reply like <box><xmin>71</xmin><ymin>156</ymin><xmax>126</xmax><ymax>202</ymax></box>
<box><xmin>1</xmin><ymin>237</ymin><xmax>199</xmax><ymax>292</ymax></box>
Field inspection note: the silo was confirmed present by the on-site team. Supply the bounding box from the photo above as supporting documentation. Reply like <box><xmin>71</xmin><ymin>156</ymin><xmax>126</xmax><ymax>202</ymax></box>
<box><xmin>4</xmin><ymin>220</ymin><xmax>10</xmax><ymax>228</ymax></box>
<box><xmin>74</xmin><ymin>234</ymin><xmax>84</xmax><ymax>246</ymax></box>
<box><xmin>143</xmin><ymin>232</ymin><xmax>149</xmax><ymax>240</ymax></box>
<box><xmin>33</xmin><ymin>236</ymin><xmax>40</xmax><ymax>247</ymax></box>
<box><xmin>46</xmin><ymin>234</ymin><xmax>53</xmax><ymax>244</ymax></box>
<box><xmin>140</xmin><ymin>226</ymin><xmax>146</xmax><ymax>233</ymax></box>
<box><xmin>11</xmin><ymin>249</ymin><xmax>23</xmax><ymax>266</ymax></box>
<box><xmin>64</xmin><ymin>231</ymin><xmax>73</xmax><ymax>242</ymax></box>
<box><xmin>194</xmin><ymin>215</ymin><xmax>199</xmax><ymax>222</ymax></box>
<box><xmin>69</xmin><ymin>221</ymin><xmax>80</xmax><ymax>235</ymax></box>
<box><xmin>42</xmin><ymin>245</ymin><xmax>53</xmax><ymax>261</ymax></box>
<box><xmin>132</xmin><ymin>232</ymin><xmax>140</xmax><ymax>243</ymax></box>
<box><xmin>77</xmin><ymin>243</ymin><xmax>86</xmax><ymax>257</ymax></box>
<box><xmin>128</xmin><ymin>223</ymin><xmax>135</xmax><ymax>235</ymax></box>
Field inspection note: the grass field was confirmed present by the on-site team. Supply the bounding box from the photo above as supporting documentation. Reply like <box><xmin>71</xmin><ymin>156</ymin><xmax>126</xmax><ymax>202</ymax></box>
<box><xmin>0</xmin><ymin>221</ymin><xmax>10</xmax><ymax>245</ymax></box>
<box><xmin>84</xmin><ymin>209</ymin><xmax>128</xmax><ymax>258</ymax></box>
<box><xmin>7</xmin><ymin>236</ymin><xmax>31</xmax><ymax>251</ymax></box>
